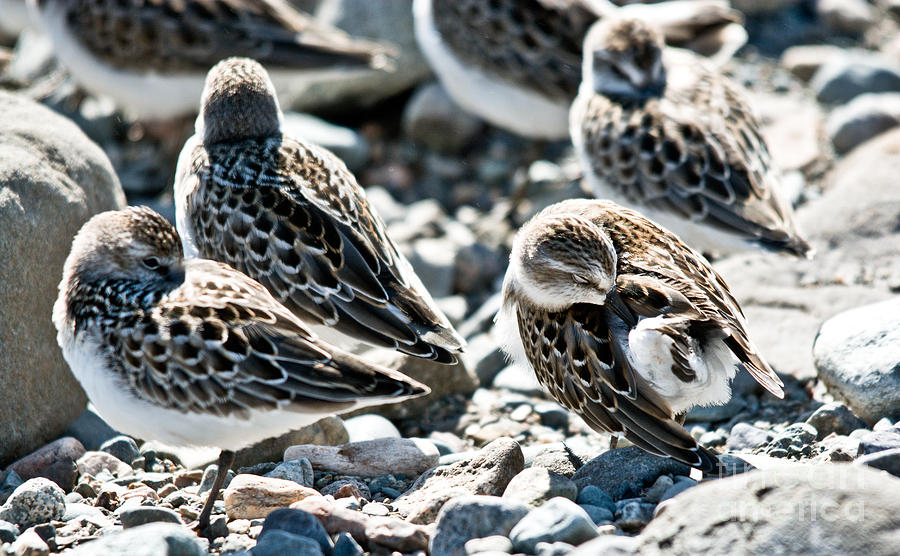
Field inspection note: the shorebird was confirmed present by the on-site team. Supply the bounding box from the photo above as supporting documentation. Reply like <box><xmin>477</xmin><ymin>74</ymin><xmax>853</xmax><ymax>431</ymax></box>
<box><xmin>175</xmin><ymin>57</ymin><xmax>464</xmax><ymax>362</ymax></box>
<box><xmin>27</xmin><ymin>0</ymin><xmax>393</xmax><ymax>119</ymax></box>
<box><xmin>570</xmin><ymin>17</ymin><xmax>810</xmax><ymax>257</ymax></box>
<box><xmin>413</xmin><ymin>0</ymin><xmax>746</xmax><ymax>139</ymax></box>
<box><xmin>496</xmin><ymin>199</ymin><xmax>784</xmax><ymax>471</ymax></box>
<box><xmin>53</xmin><ymin>206</ymin><xmax>429</xmax><ymax>532</ymax></box>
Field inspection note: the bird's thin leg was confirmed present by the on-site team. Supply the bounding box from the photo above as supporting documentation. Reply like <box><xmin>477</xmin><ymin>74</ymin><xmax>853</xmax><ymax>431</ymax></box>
<box><xmin>608</xmin><ymin>435</ymin><xmax>619</xmax><ymax>451</ymax></box>
<box><xmin>197</xmin><ymin>450</ymin><xmax>235</xmax><ymax>533</ymax></box>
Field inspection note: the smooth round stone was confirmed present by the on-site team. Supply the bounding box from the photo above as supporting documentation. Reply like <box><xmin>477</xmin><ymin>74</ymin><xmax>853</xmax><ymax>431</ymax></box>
<box><xmin>265</xmin><ymin>458</ymin><xmax>314</xmax><ymax>488</ymax></box>
<box><xmin>333</xmin><ymin>532</ymin><xmax>364</xmax><ymax>556</ymax></box>
<box><xmin>642</xmin><ymin>475</ymin><xmax>674</xmax><ymax>504</ymax></box>
<box><xmin>502</xmin><ymin>467</ymin><xmax>577</xmax><ymax>507</ymax></box>
<box><xmin>258</xmin><ymin>508</ymin><xmax>332</xmax><ymax>555</ymax></box>
<box><xmin>727</xmin><ymin>423</ymin><xmax>775</xmax><ymax>451</ymax></box>
<box><xmin>343</xmin><ymin>414</ymin><xmax>401</xmax><ymax>443</ymax></box>
<box><xmin>616</xmin><ymin>500</ymin><xmax>655</xmax><ymax>532</ymax></box>
<box><xmin>100</xmin><ymin>436</ymin><xmax>140</xmax><ymax>466</ymax></box>
<box><xmin>199</xmin><ymin>465</ymin><xmax>234</xmax><ymax>496</ymax></box>
<box><xmin>430</xmin><ymin>495</ymin><xmax>529</xmax><ymax>556</ymax></box>
<box><xmin>464</xmin><ymin>535</ymin><xmax>514</xmax><ymax>555</ymax></box>
<box><xmin>576</xmin><ymin>486</ymin><xmax>615</xmax><ymax>514</ymax></box>
<box><xmin>814</xmin><ymin>297</ymin><xmax>900</xmax><ymax>423</ymax></box>
<box><xmin>509</xmin><ymin>497</ymin><xmax>599</xmax><ymax>554</ymax></box>
<box><xmin>805</xmin><ymin>402</ymin><xmax>868</xmax><ymax>439</ymax></box>
<box><xmin>0</xmin><ymin>519</ymin><xmax>18</xmax><ymax>543</ymax></box>
<box><xmin>67</xmin><ymin>523</ymin><xmax>206</xmax><ymax>555</ymax></box>
<box><xmin>659</xmin><ymin>479</ymin><xmax>698</xmax><ymax>503</ymax></box>
<box><xmin>0</xmin><ymin>478</ymin><xmax>65</xmax><ymax>529</ymax></box>
<box><xmin>579</xmin><ymin>504</ymin><xmax>614</xmax><ymax>525</ymax></box>
<box><xmin>118</xmin><ymin>506</ymin><xmax>182</xmax><ymax>529</ymax></box>
<box><xmin>254</xmin><ymin>530</ymin><xmax>324</xmax><ymax>556</ymax></box>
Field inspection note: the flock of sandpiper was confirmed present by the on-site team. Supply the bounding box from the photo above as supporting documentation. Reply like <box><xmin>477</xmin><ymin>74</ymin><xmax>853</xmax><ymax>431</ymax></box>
<box><xmin>2</xmin><ymin>0</ymin><xmax>818</xmax><ymax>535</ymax></box>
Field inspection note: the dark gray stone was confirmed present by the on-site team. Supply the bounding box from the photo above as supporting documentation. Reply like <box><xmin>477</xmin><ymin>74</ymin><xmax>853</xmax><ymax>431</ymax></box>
<box><xmin>0</xmin><ymin>470</ymin><xmax>23</xmax><ymax>505</ymax></box>
<box><xmin>509</xmin><ymin>497</ymin><xmax>599</xmax><ymax>554</ymax></box>
<box><xmin>806</xmin><ymin>402</ymin><xmax>869</xmax><ymax>439</ymax></box>
<box><xmin>265</xmin><ymin>459</ymin><xmax>314</xmax><ymax>488</ymax></box>
<box><xmin>430</xmin><ymin>495</ymin><xmax>529</xmax><ymax>556</ymax></box>
<box><xmin>332</xmin><ymin>532</ymin><xmax>364</xmax><ymax>556</ymax></box>
<box><xmin>812</xmin><ymin>55</ymin><xmax>900</xmax><ymax>104</ymax></box>
<box><xmin>764</xmin><ymin>423</ymin><xmax>818</xmax><ymax>458</ymax></box>
<box><xmin>575</xmin><ymin>486</ymin><xmax>615</xmax><ymax>514</ymax></box>
<box><xmin>534</xmin><ymin>403</ymin><xmax>570</xmax><ymax>429</ymax></box>
<box><xmin>571</xmin><ymin>447</ymin><xmax>690</xmax><ymax>500</ymax></box>
<box><xmin>118</xmin><ymin>507</ymin><xmax>182</xmax><ymax>529</ymax></box>
<box><xmin>68</xmin><ymin>523</ymin><xmax>205</xmax><ymax>555</ymax></box>
<box><xmin>855</xmin><ymin>448</ymin><xmax>900</xmax><ymax>478</ymax></box>
<box><xmin>99</xmin><ymin>436</ymin><xmax>140</xmax><ymax>466</ymax></box>
<box><xmin>198</xmin><ymin>465</ymin><xmax>234</xmax><ymax>496</ymax></box>
<box><xmin>659</xmin><ymin>479</ymin><xmax>698</xmax><ymax>502</ymax></box>
<box><xmin>253</xmin><ymin>530</ymin><xmax>324</xmax><ymax>556</ymax></box>
<box><xmin>579</xmin><ymin>504</ymin><xmax>614</xmax><ymax>525</ymax></box>
<box><xmin>616</xmin><ymin>500</ymin><xmax>655</xmax><ymax>532</ymax></box>
<box><xmin>826</xmin><ymin>93</ymin><xmax>900</xmax><ymax>153</ymax></box>
<box><xmin>727</xmin><ymin>423</ymin><xmax>775</xmax><ymax>451</ymax></box>
<box><xmin>258</xmin><ymin>508</ymin><xmax>332</xmax><ymax>556</ymax></box>
<box><xmin>858</xmin><ymin>430</ymin><xmax>900</xmax><ymax>455</ymax></box>
<box><xmin>0</xmin><ymin>519</ymin><xmax>18</xmax><ymax>543</ymax></box>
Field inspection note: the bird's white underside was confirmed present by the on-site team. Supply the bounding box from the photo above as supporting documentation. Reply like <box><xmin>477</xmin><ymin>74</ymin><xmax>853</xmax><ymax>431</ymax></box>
<box><xmin>54</xmin><ymin>320</ymin><xmax>407</xmax><ymax>450</ymax></box>
<box><xmin>497</xmin><ymin>268</ymin><xmax>738</xmax><ymax>414</ymax></box>
<box><xmin>413</xmin><ymin>0</ymin><xmax>571</xmax><ymax>140</ymax></box>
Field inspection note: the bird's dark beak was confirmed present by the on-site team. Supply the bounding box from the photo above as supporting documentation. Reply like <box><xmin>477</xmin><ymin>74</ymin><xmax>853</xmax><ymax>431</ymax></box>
<box><xmin>167</xmin><ymin>262</ymin><xmax>186</xmax><ymax>284</ymax></box>
<box><xmin>606</xmin><ymin>289</ymin><xmax>636</xmax><ymax>327</ymax></box>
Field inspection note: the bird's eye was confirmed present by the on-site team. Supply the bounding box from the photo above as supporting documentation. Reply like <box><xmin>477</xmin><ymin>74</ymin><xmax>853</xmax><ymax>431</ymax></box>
<box><xmin>573</xmin><ymin>274</ymin><xmax>589</xmax><ymax>284</ymax></box>
<box><xmin>142</xmin><ymin>257</ymin><xmax>160</xmax><ymax>270</ymax></box>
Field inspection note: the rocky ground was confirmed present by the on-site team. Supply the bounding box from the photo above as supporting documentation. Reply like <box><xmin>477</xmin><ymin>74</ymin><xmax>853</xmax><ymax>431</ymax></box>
<box><xmin>2</xmin><ymin>0</ymin><xmax>900</xmax><ymax>555</ymax></box>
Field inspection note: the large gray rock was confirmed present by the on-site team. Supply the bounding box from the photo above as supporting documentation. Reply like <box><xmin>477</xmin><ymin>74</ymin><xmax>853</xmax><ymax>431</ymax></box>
<box><xmin>0</xmin><ymin>91</ymin><xmax>126</xmax><ymax>466</ymax></box>
<box><xmin>826</xmin><ymin>93</ymin><xmax>900</xmax><ymax>153</ymax></box>
<box><xmin>430</xmin><ymin>495</ymin><xmax>529</xmax><ymax>556</ymax></box>
<box><xmin>393</xmin><ymin>438</ymin><xmax>525</xmax><ymax>524</ymax></box>
<box><xmin>814</xmin><ymin>297</ymin><xmax>900</xmax><ymax>424</ymax></box>
<box><xmin>714</xmin><ymin>128</ymin><xmax>900</xmax><ymax>380</ymax></box>
<box><xmin>812</xmin><ymin>54</ymin><xmax>900</xmax><ymax>104</ymax></box>
<box><xmin>571</xmin><ymin>447</ymin><xmax>690</xmax><ymax>501</ymax></box>
<box><xmin>637</xmin><ymin>465</ymin><xmax>900</xmax><ymax>555</ymax></box>
<box><xmin>281</xmin><ymin>0</ymin><xmax>430</xmax><ymax>112</ymax></box>
<box><xmin>66</xmin><ymin>523</ymin><xmax>206</xmax><ymax>556</ymax></box>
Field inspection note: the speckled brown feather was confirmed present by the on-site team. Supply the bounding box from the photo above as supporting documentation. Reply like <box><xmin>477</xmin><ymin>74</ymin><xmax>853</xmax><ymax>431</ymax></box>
<box><xmin>57</xmin><ymin>0</ymin><xmax>390</xmax><ymax>72</ymax></box>
<box><xmin>576</xmin><ymin>52</ymin><xmax>810</xmax><ymax>256</ymax></box>
<box><xmin>430</xmin><ymin>0</ymin><xmax>743</xmax><ymax>102</ymax></box>
<box><xmin>182</xmin><ymin>136</ymin><xmax>463</xmax><ymax>362</ymax></box>
<box><xmin>62</xmin><ymin>208</ymin><xmax>428</xmax><ymax>418</ymax></box>
<box><xmin>504</xmin><ymin>199</ymin><xmax>784</xmax><ymax>470</ymax></box>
